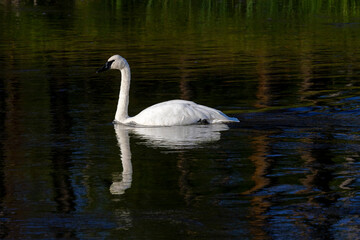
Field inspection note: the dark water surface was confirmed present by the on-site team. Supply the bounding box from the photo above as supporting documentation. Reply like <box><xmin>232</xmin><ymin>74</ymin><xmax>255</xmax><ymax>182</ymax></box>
<box><xmin>1</xmin><ymin>0</ymin><xmax>360</xmax><ymax>239</ymax></box>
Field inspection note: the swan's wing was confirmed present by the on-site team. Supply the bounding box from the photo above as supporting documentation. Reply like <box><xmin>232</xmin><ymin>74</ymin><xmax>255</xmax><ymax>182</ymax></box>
<box><xmin>128</xmin><ymin>100</ymin><xmax>202</xmax><ymax>126</ymax></box>
<box><xmin>127</xmin><ymin>100</ymin><xmax>238</xmax><ymax>126</ymax></box>
<box><xmin>189</xmin><ymin>102</ymin><xmax>239</xmax><ymax>123</ymax></box>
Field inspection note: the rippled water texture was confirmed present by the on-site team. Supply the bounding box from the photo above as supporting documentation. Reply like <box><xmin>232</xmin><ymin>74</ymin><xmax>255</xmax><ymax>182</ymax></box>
<box><xmin>1</xmin><ymin>0</ymin><xmax>360</xmax><ymax>239</ymax></box>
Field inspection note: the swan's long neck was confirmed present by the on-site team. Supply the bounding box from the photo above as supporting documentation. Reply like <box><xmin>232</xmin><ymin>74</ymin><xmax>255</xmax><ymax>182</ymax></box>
<box><xmin>115</xmin><ymin>65</ymin><xmax>131</xmax><ymax>122</ymax></box>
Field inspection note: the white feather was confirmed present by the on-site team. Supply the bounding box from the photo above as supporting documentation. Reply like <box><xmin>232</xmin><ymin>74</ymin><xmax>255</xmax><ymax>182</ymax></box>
<box><xmin>98</xmin><ymin>55</ymin><xmax>239</xmax><ymax>126</ymax></box>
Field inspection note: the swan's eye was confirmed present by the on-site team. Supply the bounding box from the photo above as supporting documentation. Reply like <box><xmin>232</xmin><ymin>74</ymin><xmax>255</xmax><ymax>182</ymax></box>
<box><xmin>97</xmin><ymin>60</ymin><xmax>115</xmax><ymax>73</ymax></box>
<box><xmin>106</xmin><ymin>60</ymin><xmax>115</xmax><ymax>68</ymax></box>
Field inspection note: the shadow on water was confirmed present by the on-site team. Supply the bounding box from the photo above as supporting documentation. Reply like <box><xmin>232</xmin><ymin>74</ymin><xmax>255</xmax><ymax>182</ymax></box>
<box><xmin>49</xmin><ymin>66</ymin><xmax>76</xmax><ymax>214</ymax></box>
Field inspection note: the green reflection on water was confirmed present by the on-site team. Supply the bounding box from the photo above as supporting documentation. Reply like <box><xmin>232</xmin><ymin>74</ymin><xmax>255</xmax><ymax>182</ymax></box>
<box><xmin>2</xmin><ymin>0</ymin><xmax>360</xmax><ymax>112</ymax></box>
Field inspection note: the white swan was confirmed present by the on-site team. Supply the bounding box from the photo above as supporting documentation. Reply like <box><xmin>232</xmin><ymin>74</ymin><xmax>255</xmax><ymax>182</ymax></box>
<box><xmin>97</xmin><ymin>55</ymin><xmax>239</xmax><ymax>126</ymax></box>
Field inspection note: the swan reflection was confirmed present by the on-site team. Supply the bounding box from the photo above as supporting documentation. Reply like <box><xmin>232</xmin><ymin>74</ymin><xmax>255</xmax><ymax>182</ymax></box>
<box><xmin>110</xmin><ymin>125</ymin><xmax>133</xmax><ymax>195</ymax></box>
<box><xmin>110</xmin><ymin>123</ymin><xmax>229</xmax><ymax>194</ymax></box>
<box><xmin>132</xmin><ymin>124</ymin><xmax>229</xmax><ymax>149</ymax></box>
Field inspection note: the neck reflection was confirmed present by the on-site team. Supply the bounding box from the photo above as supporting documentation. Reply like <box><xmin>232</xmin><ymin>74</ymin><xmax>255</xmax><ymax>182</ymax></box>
<box><xmin>110</xmin><ymin>125</ymin><xmax>133</xmax><ymax>195</ymax></box>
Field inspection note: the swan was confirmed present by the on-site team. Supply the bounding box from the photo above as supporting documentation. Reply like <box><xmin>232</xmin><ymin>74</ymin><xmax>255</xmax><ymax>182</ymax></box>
<box><xmin>97</xmin><ymin>55</ymin><xmax>239</xmax><ymax>126</ymax></box>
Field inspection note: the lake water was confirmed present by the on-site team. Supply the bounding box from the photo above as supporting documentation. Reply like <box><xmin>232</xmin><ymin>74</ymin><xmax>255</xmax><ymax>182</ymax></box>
<box><xmin>1</xmin><ymin>0</ymin><xmax>360</xmax><ymax>239</ymax></box>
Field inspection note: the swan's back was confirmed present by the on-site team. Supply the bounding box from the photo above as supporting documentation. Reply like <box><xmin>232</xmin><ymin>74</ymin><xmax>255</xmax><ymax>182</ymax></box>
<box><xmin>125</xmin><ymin>100</ymin><xmax>239</xmax><ymax>126</ymax></box>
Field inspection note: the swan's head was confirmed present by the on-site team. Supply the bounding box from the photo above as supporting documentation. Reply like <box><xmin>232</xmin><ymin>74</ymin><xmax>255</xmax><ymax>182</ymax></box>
<box><xmin>97</xmin><ymin>55</ymin><xmax>129</xmax><ymax>73</ymax></box>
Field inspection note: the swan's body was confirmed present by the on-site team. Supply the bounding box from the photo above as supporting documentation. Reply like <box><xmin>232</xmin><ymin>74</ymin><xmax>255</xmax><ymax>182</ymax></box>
<box><xmin>97</xmin><ymin>55</ymin><xmax>239</xmax><ymax>126</ymax></box>
<box><xmin>124</xmin><ymin>99</ymin><xmax>238</xmax><ymax>126</ymax></box>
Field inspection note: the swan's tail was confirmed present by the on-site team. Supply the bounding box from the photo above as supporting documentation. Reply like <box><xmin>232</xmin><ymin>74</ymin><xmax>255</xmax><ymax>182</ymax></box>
<box><xmin>212</xmin><ymin>116</ymin><xmax>240</xmax><ymax>123</ymax></box>
<box><xmin>227</xmin><ymin>116</ymin><xmax>240</xmax><ymax>122</ymax></box>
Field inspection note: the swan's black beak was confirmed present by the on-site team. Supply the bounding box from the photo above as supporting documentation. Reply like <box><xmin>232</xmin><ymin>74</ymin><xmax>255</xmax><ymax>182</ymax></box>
<box><xmin>96</xmin><ymin>60</ymin><xmax>115</xmax><ymax>73</ymax></box>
